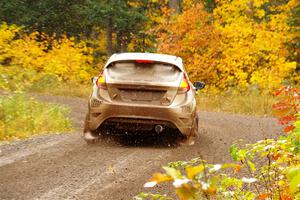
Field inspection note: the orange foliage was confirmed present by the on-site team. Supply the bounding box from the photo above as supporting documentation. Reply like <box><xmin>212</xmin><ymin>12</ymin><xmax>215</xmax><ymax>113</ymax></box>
<box><xmin>157</xmin><ymin>4</ymin><xmax>222</xmax><ymax>89</ymax></box>
<box><xmin>156</xmin><ymin>1</ymin><xmax>298</xmax><ymax>92</ymax></box>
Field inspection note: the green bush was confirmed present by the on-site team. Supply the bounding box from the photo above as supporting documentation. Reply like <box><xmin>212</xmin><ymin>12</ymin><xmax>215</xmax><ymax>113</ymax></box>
<box><xmin>0</xmin><ymin>93</ymin><xmax>72</xmax><ymax>141</ymax></box>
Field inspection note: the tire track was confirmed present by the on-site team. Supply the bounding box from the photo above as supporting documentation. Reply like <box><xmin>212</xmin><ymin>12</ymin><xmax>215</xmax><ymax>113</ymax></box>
<box><xmin>0</xmin><ymin>135</ymin><xmax>70</xmax><ymax>167</ymax></box>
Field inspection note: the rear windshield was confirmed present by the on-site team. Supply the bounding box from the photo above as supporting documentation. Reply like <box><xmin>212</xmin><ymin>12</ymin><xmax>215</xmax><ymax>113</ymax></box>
<box><xmin>107</xmin><ymin>62</ymin><xmax>181</xmax><ymax>82</ymax></box>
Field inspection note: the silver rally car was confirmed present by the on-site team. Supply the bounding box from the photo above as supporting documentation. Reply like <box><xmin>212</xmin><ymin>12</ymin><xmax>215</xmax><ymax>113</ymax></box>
<box><xmin>83</xmin><ymin>53</ymin><xmax>205</xmax><ymax>144</ymax></box>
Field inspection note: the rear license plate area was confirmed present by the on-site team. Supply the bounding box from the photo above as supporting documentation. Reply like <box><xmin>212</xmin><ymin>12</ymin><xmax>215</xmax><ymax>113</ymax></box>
<box><xmin>120</xmin><ymin>89</ymin><xmax>152</xmax><ymax>101</ymax></box>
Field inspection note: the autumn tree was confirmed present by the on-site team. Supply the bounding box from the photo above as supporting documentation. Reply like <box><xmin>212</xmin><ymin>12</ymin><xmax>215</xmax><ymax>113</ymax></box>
<box><xmin>288</xmin><ymin>1</ymin><xmax>300</xmax><ymax>83</ymax></box>
<box><xmin>156</xmin><ymin>0</ymin><xmax>298</xmax><ymax>92</ymax></box>
<box><xmin>156</xmin><ymin>4</ymin><xmax>222</xmax><ymax>89</ymax></box>
<box><xmin>213</xmin><ymin>0</ymin><xmax>297</xmax><ymax>90</ymax></box>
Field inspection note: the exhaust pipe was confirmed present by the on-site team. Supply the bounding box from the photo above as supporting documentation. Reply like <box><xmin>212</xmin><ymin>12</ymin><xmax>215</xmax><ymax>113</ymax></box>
<box><xmin>155</xmin><ymin>125</ymin><xmax>164</xmax><ymax>133</ymax></box>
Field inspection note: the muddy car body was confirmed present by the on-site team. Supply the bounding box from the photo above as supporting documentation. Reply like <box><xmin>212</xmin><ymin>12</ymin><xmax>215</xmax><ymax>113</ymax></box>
<box><xmin>83</xmin><ymin>53</ymin><xmax>204</xmax><ymax>144</ymax></box>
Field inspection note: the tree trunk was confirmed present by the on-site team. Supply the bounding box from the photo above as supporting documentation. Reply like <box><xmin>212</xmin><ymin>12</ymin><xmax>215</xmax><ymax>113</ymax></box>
<box><xmin>205</xmin><ymin>0</ymin><xmax>215</xmax><ymax>12</ymax></box>
<box><xmin>116</xmin><ymin>32</ymin><xmax>130</xmax><ymax>53</ymax></box>
<box><xmin>121</xmin><ymin>34</ymin><xmax>131</xmax><ymax>52</ymax></box>
<box><xmin>116</xmin><ymin>32</ymin><xmax>122</xmax><ymax>53</ymax></box>
<box><xmin>169</xmin><ymin>0</ymin><xmax>180</xmax><ymax>14</ymax></box>
<box><xmin>106</xmin><ymin>17</ymin><xmax>113</xmax><ymax>56</ymax></box>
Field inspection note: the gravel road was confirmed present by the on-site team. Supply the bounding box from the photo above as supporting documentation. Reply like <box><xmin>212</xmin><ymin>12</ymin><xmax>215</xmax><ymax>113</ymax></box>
<box><xmin>0</xmin><ymin>95</ymin><xmax>281</xmax><ymax>200</ymax></box>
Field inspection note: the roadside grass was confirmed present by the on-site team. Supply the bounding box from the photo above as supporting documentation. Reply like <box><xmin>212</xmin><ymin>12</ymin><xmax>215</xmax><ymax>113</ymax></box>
<box><xmin>197</xmin><ymin>91</ymin><xmax>277</xmax><ymax>116</ymax></box>
<box><xmin>30</xmin><ymin>82</ymin><xmax>91</xmax><ymax>98</ymax></box>
<box><xmin>22</xmin><ymin>73</ymin><xmax>91</xmax><ymax>97</ymax></box>
<box><xmin>0</xmin><ymin>93</ymin><xmax>72</xmax><ymax>141</ymax></box>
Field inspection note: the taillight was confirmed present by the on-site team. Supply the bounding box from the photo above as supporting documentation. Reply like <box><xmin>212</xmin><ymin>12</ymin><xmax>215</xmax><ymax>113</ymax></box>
<box><xmin>96</xmin><ymin>71</ymin><xmax>107</xmax><ymax>89</ymax></box>
<box><xmin>135</xmin><ymin>60</ymin><xmax>153</xmax><ymax>64</ymax></box>
<box><xmin>178</xmin><ymin>74</ymin><xmax>190</xmax><ymax>93</ymax></box>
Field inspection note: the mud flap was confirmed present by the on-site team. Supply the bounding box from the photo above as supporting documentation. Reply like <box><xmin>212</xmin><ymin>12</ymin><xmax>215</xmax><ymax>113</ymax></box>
<box><xmin>83</xmin><ymin>114</ymin><xmax>100</xmax><ymax>143</ymax></box>
<box><xmin>181</xmin><ymin>114</ymin><xmax>199</xmax><ymax>146</ymax></box>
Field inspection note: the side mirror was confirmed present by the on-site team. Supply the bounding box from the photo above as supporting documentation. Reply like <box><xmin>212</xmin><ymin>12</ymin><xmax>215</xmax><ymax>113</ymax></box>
<box><xmin>193</xmin><ymin>81</ymin><xmax>205</xmax><ymax>90</ymax></box>
<box><xmin>91</xmin><ymin>77</ymin><xmax>97</xmax><ymax>84</ymax></box>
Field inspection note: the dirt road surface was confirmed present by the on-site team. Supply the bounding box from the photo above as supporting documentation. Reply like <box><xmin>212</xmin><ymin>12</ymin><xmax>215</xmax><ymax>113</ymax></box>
<box><xmin>0</xmin><ymin>95</ymin><xmax>281</xmax><ymax>200</ymax></box>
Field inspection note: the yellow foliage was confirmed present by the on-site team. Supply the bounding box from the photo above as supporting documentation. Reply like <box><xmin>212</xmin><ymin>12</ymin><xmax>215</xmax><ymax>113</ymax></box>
<box><xmin>42</xmin><ymin>36</ymin><xmax>94</xmax><ymax>82</ymax></box>
<box><xmin>156</xmin><ymin>1</ymin><xmax>298</xmax><ymax>92</ymax></box>
<box><xmin>0</xmin><ymin>23</ymin><xmax>96</xmax><ymax>89</ymax></box>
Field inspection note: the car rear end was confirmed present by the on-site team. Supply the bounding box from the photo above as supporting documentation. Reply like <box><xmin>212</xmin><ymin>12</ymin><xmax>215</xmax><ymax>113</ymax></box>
<box><xmin>85</xmin><ymin>53</ymin><xmax>197</xmax><ymax>141</ymax></box>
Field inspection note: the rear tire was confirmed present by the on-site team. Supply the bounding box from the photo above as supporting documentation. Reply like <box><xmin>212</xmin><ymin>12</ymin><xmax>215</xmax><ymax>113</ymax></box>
<box><xmin>181</xmin><ymin>114</ymin><xmax>199</xmax><ymax>146</ymax></box>
<box><xmin>83</xmin><ymin>114</ymin><xmax>100</xmax><ymax>144</ymax></box>
<box><xmin>191</xmin><ymin>114</ymin><xmax>199</xmax><ymax>138</ymax></box>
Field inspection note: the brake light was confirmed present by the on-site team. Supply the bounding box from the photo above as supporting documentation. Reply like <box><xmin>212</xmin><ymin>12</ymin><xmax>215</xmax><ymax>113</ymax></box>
<box><xmin>135</xmin><ymin>60</ymin><xmax>153</xmax><ymax>63</ymax></box>
<box><xmin>96</xmin><ymin>71</ymin><xmax>107</xmax><ymax>89</ymax></box>
<box><xmin>178</xmin><ymin>75</ymin><xmax>190</xmax><ymax>93</ymax></box>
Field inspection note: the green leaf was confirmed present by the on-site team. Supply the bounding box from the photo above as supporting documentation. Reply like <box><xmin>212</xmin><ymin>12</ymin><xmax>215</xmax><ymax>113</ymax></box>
<box><xmin>237</xmin><ymin>149</ymin><xmax>247</xmax><ymax>161</ymax></box>
<box><xmin>287</xmin><ymin>167</ymin><xmax>300</xmax><ymax>194</ymax></box>
<box><xmin>230</xmin><ymin>144</ymin><xmax>239</xmax><ymax>161</ymax></box>
<box><xmin>163</xmin><ymin>166</ymin><xmax>182</xmax><ymax>179</ymax></box>
<box><xmin>247</xmin><ymin>160</ymin><xmax>256</xmax><ymax>172</ymax></box>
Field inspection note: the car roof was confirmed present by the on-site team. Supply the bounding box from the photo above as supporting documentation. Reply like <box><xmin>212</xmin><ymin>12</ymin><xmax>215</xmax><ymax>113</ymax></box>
<box><xmin>104</xmin><ymin>53</ymin><xmax>184</xmax><ymax>71</ymax></box>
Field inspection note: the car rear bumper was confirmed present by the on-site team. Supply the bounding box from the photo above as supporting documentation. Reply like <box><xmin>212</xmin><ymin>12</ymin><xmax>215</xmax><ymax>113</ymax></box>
<box><xmin>87</xmin><ymin>100</ymin><xmax>196</xmax><ymax>136</ymax></box>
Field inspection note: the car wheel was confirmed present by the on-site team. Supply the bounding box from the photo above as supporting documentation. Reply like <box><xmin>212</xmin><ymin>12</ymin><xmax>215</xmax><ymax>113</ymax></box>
<box><xmin>83</xmin><ymin>114</ymin><xmax>100</xmax><ymax>144</ymax></box>
<box><xmin>192</xmin><ymin>114</ymin><xmax>199</xmax><ymax>138</ymax></box>
<box><xmin>182</xmin><ymin>114</ymin><xmax>199</xmax><ymax>146</ymax></box>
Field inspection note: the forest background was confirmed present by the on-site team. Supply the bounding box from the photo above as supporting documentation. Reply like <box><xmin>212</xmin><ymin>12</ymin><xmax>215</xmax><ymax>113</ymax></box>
<box><xmin>0</xmin><ymin>0</ymin><xmax>298</xmax><ymax>97</ymax></box>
